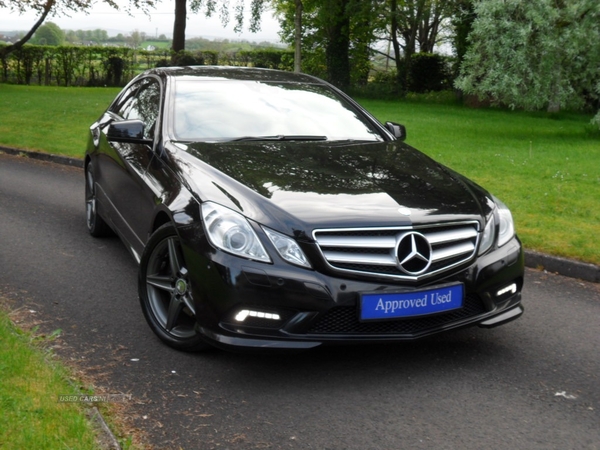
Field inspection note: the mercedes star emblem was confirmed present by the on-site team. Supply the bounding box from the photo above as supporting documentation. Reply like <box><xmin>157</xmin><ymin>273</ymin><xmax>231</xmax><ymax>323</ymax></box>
<box><xmin>396</xmin><ymin>232</ymin><xmax>432</xmax><ymax>275</ymax></box>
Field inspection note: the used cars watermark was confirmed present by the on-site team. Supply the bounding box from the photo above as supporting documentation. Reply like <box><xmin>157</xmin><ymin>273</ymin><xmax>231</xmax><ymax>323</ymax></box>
<box><xmin>58</xmin><ymin>394</ymin><xmax>132</xmax><ymax>403</ymax></box>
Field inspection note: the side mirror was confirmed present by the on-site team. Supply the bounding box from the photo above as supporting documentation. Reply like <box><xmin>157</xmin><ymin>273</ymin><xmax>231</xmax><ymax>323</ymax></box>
<box><xmin>385</xmin><ymin>122</ymin><xmax>407</xmax><ymax>141</ymax></box>
<box><xmin>107</xmin><ymin>119</ymin><xmax>152</xmax><ymax>144</ymax></box>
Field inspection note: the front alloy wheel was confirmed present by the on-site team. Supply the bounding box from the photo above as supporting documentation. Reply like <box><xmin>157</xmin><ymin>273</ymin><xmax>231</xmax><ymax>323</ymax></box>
<box><xmin>139</xmin><ymin>224</ymin><xmax>209</xmax><ymax>351</ymax></box>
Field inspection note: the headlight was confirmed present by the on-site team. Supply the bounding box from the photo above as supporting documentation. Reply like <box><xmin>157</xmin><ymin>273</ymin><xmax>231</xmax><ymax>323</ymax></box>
<box><xmin>479</xmin><ymin>214</ymin><xmax>495</xmax><ymax>255</ymax></box>
<box><xmin>263</xmin><ymin>227</ymin><xmax>312</xmax><ymax>268</ymax></box>
<box><xmin>493</xmin><ymin>195</ymin><xmax>515</xmax><ymax>247</ymax></box>
<box><xmin>201</xmin><ymin>202</ymin><xmax>271</xmax><ymax>262</ymax></box>
<box><xmin>478</xmin><ymin>196</ymin><xmax>515</xmax><ymax>255</ymax></box>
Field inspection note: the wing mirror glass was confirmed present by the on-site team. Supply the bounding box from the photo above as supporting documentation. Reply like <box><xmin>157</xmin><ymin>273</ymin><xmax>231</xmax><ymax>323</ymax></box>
<box><xmin>107</xmin><ymin>119</ymin><xmax>152</xmax><ymax>144</ymax></box>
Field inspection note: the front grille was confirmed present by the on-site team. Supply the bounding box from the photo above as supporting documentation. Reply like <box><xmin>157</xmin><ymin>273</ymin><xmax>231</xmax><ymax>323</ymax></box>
<box><xmin>307</xmin><ymin>294</ymin><xmax>486</xmax><ymax>335</ymax></box>
<box><xmin>313</xmin><ymin>222</ymin><xmax>479</xmax><ymax>281</ymax></box>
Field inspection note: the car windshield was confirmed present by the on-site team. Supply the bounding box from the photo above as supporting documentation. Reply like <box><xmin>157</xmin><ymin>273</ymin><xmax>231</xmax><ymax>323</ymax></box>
<box><xmin>170</xmin><ymin>79</ymin><xmax>384</xmax><ymax>142</ymax></box>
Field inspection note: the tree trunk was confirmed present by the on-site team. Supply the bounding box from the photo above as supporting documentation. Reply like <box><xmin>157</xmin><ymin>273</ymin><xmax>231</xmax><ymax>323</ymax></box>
<box><xmin>172</xmin><ymin>0</ymin><xmax>187</xmax><ymax>55</ymax></box>
<box><xmin>390</xmin><ymin>0</ymin><xmax>406</xmax><ymax>94</ymax></box>
<box><xmin>294</xmin><ymin>0</ymin><xmax>303</xmax><ymax>73</ymax></box>
<box><xmin>325</xmin><ymin>0</ymin><xmax>350</xmax><ymax>92</ymax></box>
<box><xmin>0</xmin><ymin>0</ymin><xmax>55</xmax><ymax>59</ymax></box>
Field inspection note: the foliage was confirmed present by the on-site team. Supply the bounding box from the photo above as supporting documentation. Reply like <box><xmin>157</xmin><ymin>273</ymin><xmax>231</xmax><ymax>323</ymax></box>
<box><xmin>237</xmin><ymin>49</ymin><xmax>294</xmax><ymax>69</ymax></box>
<box><xmin>0</xmin><ymin>0</ymin><xmax>155</xmax><ymax>58</ymax></box>
<box><xmin>382</xmin><ymin>0</ymin><xmax>458</xmax><ymax>91</ymax></box>
<box><xmin>190</xmin><ymin>0</ymin><xmax>267</xmax><ymax>33</ymax></box>
<box><xmin>30</xmin><ymin>21</ymin><xmax>65</xmax><ymax>46</ymax></box>
<box><xmin>275</xmin><ymin>0</ymin><xmax>378</xmax><ymax>91</ymax></box>
<box><xmin>65</xmin><ymin>28</ymin><xmax>109</xmax><ymax>44</ymax></box>
<box><xmin>185</xmin><ymin>36</ymin><xmax>282</xmax><ymax>52</ymax></box>
<box><xmin>593</xmin><ymin>82</ymin><xmax>600</xmax><ymax>130</ymax></box>
<box><xmin>450</xmin><ymin>0</ymin><xmax>475</xmax><ymax>76</ymax></box>
<box><xmin>0</xmin><ymin>45</ymin><xmax>140</xmax><ymax>86</ymax></box>
<box><xmin>384</xmin><ymin>0</ymin><xmax>456</xmax><ymax>56</ymax></box>
<box><xmin>0</xmin><ymin>44</ymin><xmax>295</xmax><ymax>86</ymax></box>
<box><xmin>456</xmin><ymin>0</ymin><xmax>600</xmax><ymax>114</ymax></box>
<box><xmin>171</xmin><ymin>0</ymin><xmax>268</xmax><ymax>53</ymax></box>
<box><xmin>350</xmin><ymin>70</ymin><xmax>397</xmax><ymax>98</ymax></box>
<box><xmin>408</xmin><ymin>53</ymin><xmax>451</xmax><ymax>93</ymax></box>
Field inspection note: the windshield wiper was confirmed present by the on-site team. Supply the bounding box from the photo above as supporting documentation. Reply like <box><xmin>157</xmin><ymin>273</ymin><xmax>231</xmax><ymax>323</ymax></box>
<box><xmin>230</xmin><ymin>135</ymin><xmax>328</xmax><ymax>142</ymax></box>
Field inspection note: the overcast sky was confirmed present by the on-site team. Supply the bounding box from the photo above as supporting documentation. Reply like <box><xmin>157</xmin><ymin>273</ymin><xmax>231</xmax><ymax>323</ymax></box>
<box><xmin>0</xmin><ymin>1</ymin><xmax>283</xmax><ymax>42</ymax></box>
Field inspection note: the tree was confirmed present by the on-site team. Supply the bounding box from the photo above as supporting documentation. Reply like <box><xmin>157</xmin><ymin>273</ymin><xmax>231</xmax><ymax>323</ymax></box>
<box><xmin>450</xmin><ymin>0</ymin><xmax>475</xmax><ymax>74</ymax></box>
<box><xmin>0</xmin><ymin>0</ymin><xmax>155</xmax><ymax>58</ymax></box>
<box><xmin>292</xmin><ymin>0</ymin><xmax>302</xmax><ymax>72</ymax></box>
<box><xmin>127</xmin><ymin>30</ymin><xmax>143</xmax><ymax>48</ymax></box>
<box><xmin>171</xmin><ymin>0</ymin><xmax>267</xmax><ymax>54</ymax></box>
<box><xmin>456</xmin><ymin>0</ymin><xmax>600</xmax><ymax>114</ymax></box>
<box><xmin>172</xmin><ymin>0</ymin><xmax>187</xmax><ymax>53</ymax></box>
<box><xmin>31</xmin><ymin>21</ymin><xmax>65</xmax><ymax>46</ymax></box>
<box><xmin>383</xmin><ymin>0</ymin><xmax>456</xmax><ymax>92</ymax></box>
<box><xmin>323</xmin><ymin>0</ymin><xmax>351</xmax><ymax>91</ymax></box>
<box><xmin>275</xmin><ymin>0</ymin><xmax>378</xmax><ymax>90</ymax></box>
<box><xmin>273</xmin><ymin>0</ymin><xmax>305</xmax><ymax>72</ymax></box>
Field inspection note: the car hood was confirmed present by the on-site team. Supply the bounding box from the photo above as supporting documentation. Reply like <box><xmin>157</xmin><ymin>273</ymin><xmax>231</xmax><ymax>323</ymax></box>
<box><xmin>170</xmin><ymin>140</ymin><xmax>491</xmax><ymax>238</ymax></box>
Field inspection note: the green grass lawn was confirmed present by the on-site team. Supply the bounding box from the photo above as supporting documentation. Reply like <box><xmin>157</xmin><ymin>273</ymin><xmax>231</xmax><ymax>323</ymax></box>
<box><xmin>360</xmin><ymin>98</ymin><xmax>600</xmax><ymax>266</ymax></box>
<box><xmin>0</xmin><ymin>84</ymin><xmax>120</xmax><ymax>158</ymax></box>
<box><xmin>0</xmin><ymin>84</ymin><xmax>598</xmax><ymax>265</ymax></box>
<box><xmin>0</xmin><ymin>309</ymin><xmax>100</xmax><ymax>449</ymax></box>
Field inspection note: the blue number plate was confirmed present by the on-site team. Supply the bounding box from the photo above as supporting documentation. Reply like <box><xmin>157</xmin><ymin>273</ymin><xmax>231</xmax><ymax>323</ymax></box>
<box><xmin>360</xmin><ymin>284</ymin><xmax>464</xmax><ymax>321</ymax></box>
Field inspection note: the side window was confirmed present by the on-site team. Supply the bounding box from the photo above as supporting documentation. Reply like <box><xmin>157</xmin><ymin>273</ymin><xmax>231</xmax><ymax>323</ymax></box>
<box><xmin>111</xmin><ymin>84</ymin><xmax>138</xmax><ymax>119</ymax></box>
<box><xmin>111</xmin><ymin>78</ymin><xmax>161</xmax><ymax>140</ymax></box>
<box><xmin>126</xmin><ymin>80</ymin><xmax>160</xmax><ymax>140</ymax></box>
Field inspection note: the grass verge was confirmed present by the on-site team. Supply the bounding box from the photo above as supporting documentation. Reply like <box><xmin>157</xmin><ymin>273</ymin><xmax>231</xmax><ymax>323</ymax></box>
<box><xmin>0</xmin><ymin>304</ymin><xmax>100</xmax><ymax>449</ymax></box>
<box><xmin>0</xmin><ymin>84</ymin><xmax>598</xmax><ymax>265</ymax></box>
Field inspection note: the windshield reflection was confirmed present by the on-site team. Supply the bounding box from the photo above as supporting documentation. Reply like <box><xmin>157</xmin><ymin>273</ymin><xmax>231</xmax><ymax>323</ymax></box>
<box><xmin>171</xmin><ymin>80</ymin><xmax>382</xmax><ymax>142</ymax></box>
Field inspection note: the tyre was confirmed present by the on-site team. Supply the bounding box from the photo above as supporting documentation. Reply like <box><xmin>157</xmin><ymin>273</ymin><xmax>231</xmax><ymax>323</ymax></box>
<box><xmin>138</xmin><ymin>223</ymin><xmax>210</xmax><ymax>351</ymax></box>
<box><xmin>85</xmin><ymin>162</ymin><xmax>112</xmax><ymax>237</ymax></box>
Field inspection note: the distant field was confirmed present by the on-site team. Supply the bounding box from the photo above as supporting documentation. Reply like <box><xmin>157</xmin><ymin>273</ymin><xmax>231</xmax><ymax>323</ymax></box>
<box><xmin>0</xmin><ymin>84</ymin><xmax>598</xmax><ymax>265</ymax></box>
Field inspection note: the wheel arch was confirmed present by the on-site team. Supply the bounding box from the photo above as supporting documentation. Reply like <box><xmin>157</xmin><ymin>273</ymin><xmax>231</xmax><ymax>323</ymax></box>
<box><xmin>152</xmin><ymin>210</ymin><xmax>172</xmax><ymax>234</ymax></box>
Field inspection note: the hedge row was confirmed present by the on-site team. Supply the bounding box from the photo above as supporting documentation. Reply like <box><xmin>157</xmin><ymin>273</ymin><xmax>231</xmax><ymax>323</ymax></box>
<box><xmin>0</xmin><ymin>44</ymin><xmax>453</xmax><ymax>98</ymax></box>
<box><xmin>0</xmin><ymin>45</ymin><xmax>294</xmax><ymax>87</ymax></box>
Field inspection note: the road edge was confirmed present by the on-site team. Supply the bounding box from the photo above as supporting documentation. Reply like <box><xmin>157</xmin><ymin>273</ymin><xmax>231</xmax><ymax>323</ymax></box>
<box><xmin>2</xmin><ymin>146</ymin><xmax>598</xmax><ymax>284</ymax></box>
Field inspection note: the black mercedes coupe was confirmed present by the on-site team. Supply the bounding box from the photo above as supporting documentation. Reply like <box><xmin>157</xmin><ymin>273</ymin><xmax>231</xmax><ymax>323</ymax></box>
<box><xmin>85</xmin><ymin>66</ymin><xmax>524</xmax><ymax>351</ymax></box>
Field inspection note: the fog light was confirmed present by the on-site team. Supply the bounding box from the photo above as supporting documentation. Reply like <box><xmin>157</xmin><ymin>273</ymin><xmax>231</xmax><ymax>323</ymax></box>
<box><xmin>235</xmin><ymin>309</ymin><xmax>281</xmax><ymax>322</ymax></box>
<box><xmin>496</xmin><ymin>283</ymin><xmax>517</xmax><ymax>297</ymax></box>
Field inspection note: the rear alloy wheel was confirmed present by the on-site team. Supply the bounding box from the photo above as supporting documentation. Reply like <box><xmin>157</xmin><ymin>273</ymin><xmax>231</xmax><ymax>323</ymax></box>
<box><xmin>139</xmin><ymin>224</ymin><xmax>209</xmax><ymax>351</ymax></box>
<box><xmin>85</xmin><ymin>163</ymin><xmax>112</xmax><ymax>237</ymax></box>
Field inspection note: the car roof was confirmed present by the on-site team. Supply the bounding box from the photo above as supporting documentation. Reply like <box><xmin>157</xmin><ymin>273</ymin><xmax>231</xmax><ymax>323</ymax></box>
<box><xmin>142</xmin><ymin>66</ymin><xmax>326</xmax><ymax>84</ymax></box>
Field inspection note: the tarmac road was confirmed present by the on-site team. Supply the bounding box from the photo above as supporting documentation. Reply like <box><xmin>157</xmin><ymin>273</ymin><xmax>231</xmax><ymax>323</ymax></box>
<box><xmin>1</xmin><ymin>152</ymin><xmax>599</xmax><ymax>450</ymax></box>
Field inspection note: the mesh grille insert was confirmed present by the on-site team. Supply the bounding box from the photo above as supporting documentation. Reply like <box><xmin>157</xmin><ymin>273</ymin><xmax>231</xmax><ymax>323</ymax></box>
<box><xmin>307</xmin><ymin>294</ymin><xmax>486</xmax><ymax>335</ymax></box>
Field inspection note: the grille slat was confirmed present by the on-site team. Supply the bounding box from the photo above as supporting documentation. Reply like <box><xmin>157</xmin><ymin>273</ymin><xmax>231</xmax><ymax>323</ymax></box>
<box><xmin>322</xmin><ymin>251</ymin><xmax>396</xmax><ymax>266</ymax></box>
<box><xmin>431</xmin><ymin>241</ymin><xmax>475</xmax><ymax>262</ymax></box>
<box><xmin>314</xmin><ymin>222</ymin><xmax>479</xmax><ymax>281</ymax></box>
<box><xmin>427</xmin><ymin>227</ymin><xmax>478</xmax><ymax>244</ymax></box>
<box><xmin>317</xmin><ymin>235</ymin><xmax>396</xmax><ymax>248</ymax></box>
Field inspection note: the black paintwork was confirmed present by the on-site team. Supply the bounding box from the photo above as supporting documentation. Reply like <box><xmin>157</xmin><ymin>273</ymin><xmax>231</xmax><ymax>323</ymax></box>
<box><xmin>85</xmin><ymin>66</ymin><xmax>524</xmax><ymax>351</ymax></box>
<box><xmin>174</xmin><ymin>140</ymin><xmax>490</xmax><ymax>232</ymax></box>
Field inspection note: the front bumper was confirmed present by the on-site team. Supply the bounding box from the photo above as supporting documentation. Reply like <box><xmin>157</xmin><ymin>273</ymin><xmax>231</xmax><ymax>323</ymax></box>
<box><xmin>184</xmin><ymin>235</ymin><xmax>524</xmax><ymax>351</ymax></box>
